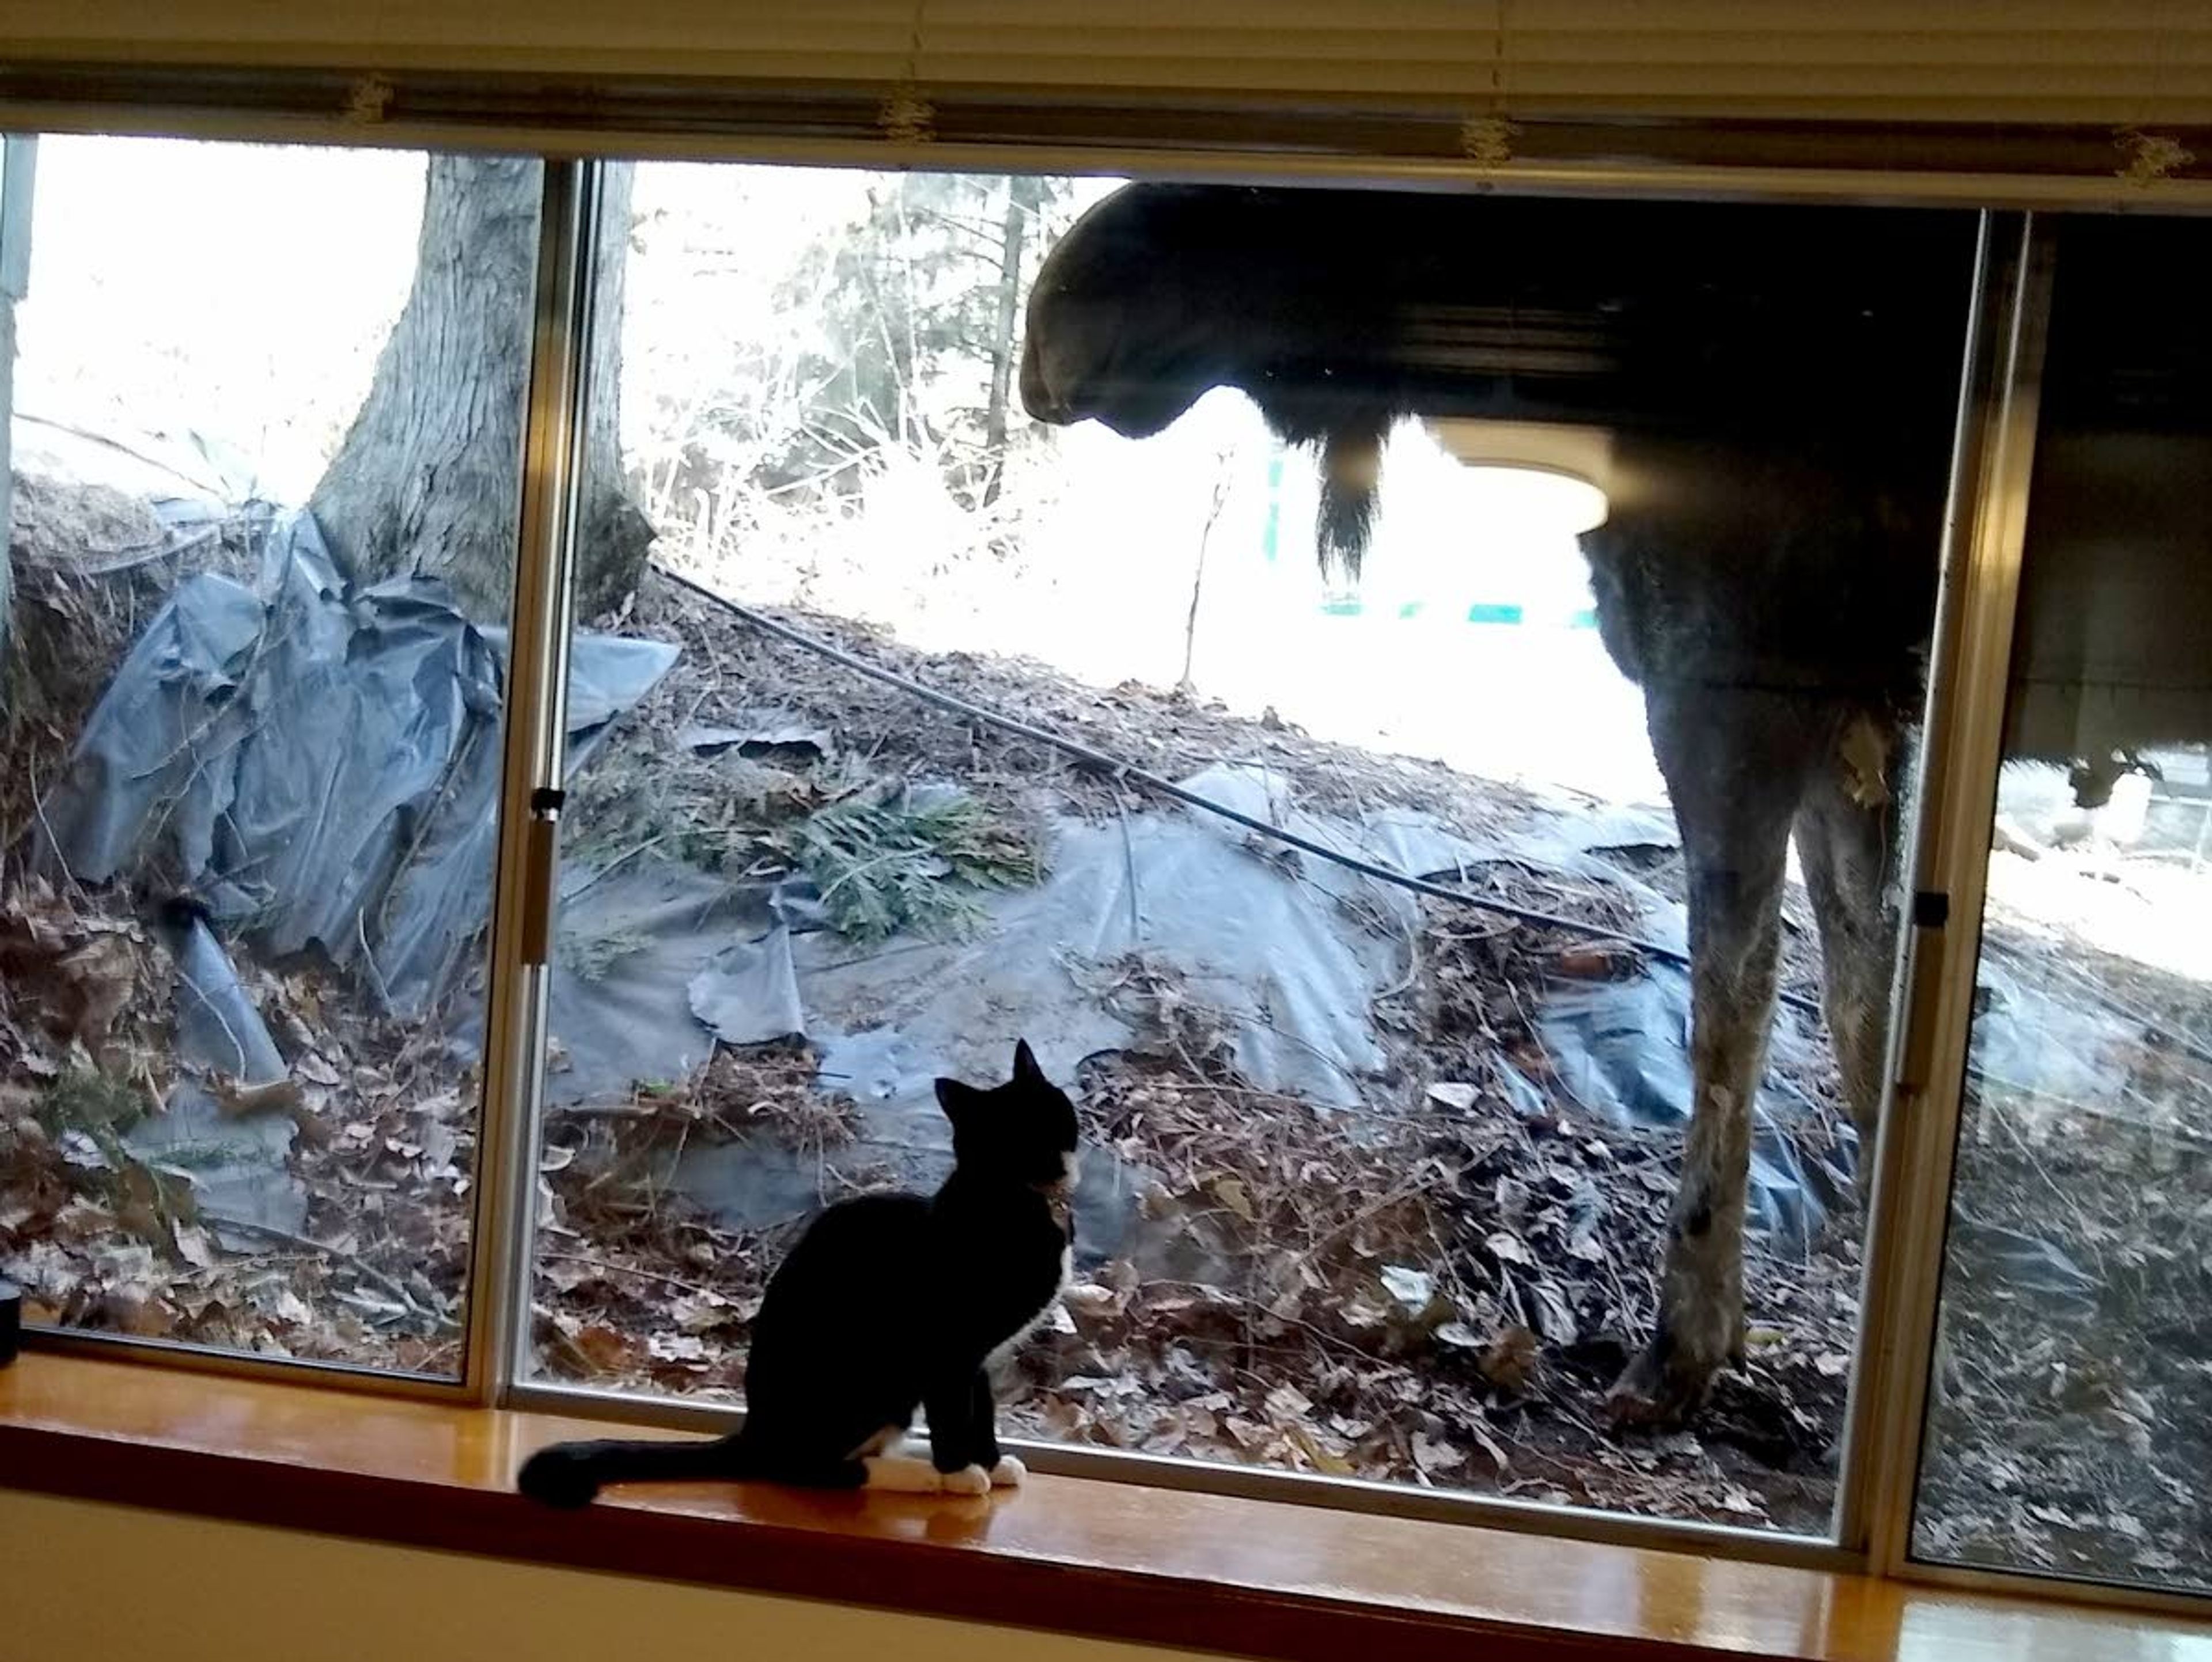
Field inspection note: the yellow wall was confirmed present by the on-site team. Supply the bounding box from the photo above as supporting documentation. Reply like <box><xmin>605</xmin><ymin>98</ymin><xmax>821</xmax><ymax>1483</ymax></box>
<box><xmin>0</xmin><ymin>1489</ymin><xmax>1214</xmax><ymax>1662</ymax></box>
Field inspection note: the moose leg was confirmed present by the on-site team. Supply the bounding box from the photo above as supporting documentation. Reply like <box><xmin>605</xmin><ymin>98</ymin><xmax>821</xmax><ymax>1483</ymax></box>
<box><xmin>1609</xmin><ymin>685</ymin><xmax>1809</xmax><ymax>1426</ymax></box>
<box><xmin>1794</xmin><ymin>714</ymin><xmax>1906</xmax><ymax>1152</ymax></box>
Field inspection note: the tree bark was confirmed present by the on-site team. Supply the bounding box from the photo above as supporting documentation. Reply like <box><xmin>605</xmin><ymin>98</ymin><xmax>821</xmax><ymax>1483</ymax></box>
<box><xmin>572</xmin><ymin>164</ymin><xmax>654</xmax><ymax>620</ymax></box>
<box><xmin>309</xmin><ymin>156</ymin><xmax>651</xmax><ymax>624</ymax></box>
<box><xmin>982</xmin><ymin>176</ymin><xmax>1043</xmax><ymax>507</ymax></box>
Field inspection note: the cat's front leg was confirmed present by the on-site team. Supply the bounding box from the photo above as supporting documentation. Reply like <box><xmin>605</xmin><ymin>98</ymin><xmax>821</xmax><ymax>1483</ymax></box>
<box><xmin>966</xmin><ymin>1368</ymin><xmax>1024</xmax><ymax>1488</ymax></box>
<box><xmin>925</xmin><ymin>1370</ymin><xmax>993</xmax><ymax>1496</ymax></box>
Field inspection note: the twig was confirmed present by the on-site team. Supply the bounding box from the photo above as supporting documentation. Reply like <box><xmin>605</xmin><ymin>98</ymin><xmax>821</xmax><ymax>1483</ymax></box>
<box><xmin>25</xmin><ymin>761</ymin><xmax>88</xmax><ymax>903</ymax></box>
<box><xmin>562</xmin><ymin>833</ymin><xmax>669</xmax><ymax>905</ymax></box>
<box><xmin>540</xmin><ymin>1250</ymin><xmax>725</xmax><ymax>1301</ymax></box>
<box><xmin>1115</xmin><ymin>792</ymin><xmax>1143</xmax><ymax>943</ymax></box>
<box><xmin>198</xmin><ymin>1211</ymin><xmax>448</xmax><ymax>1327</ymax></box>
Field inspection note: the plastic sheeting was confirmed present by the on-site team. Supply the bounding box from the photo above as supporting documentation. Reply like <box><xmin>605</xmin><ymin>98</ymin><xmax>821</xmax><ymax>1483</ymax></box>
<box><xmin>124</xmin><ymin>904</ymin><xmax>305</xmax><ymax>1247</ymax></box>
<box><xmin>1537</xmin><ymin>965</ymin><xmax>1854</xmax><ymax>1241</ymax></box>
<box><xmin>632</xmin><ymin>766</ymin><xmax>1868</xmax><ymax>1251</ymax></box>
<box><xmin>33</xmin><ymin>506</ymin><xmax>2062</xmax><ymax>1261</ymax></box>
<box><xmin>39</xmin><ymin>511</ymin><xmax>677</xmax><ymax>1018</ymax></box>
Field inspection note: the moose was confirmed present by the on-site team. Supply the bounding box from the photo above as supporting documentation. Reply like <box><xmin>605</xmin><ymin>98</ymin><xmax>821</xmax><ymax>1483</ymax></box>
<box><xmin>1020</xmin><ymin>184</ymin><xmax>2212</xmax><ymax>1424</ymax></box>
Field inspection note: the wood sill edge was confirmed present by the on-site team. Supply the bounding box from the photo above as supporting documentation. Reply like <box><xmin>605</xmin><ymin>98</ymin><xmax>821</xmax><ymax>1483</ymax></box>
<box><xmin>0</xmin><ymin>1352</ymin><xmax>2197</xmax><ymax>1662</ymax></box>
<box><xmin>0</xmin><ymin>1420</ymin><xmax>1668</xmax><ymax>1662</ymax></box>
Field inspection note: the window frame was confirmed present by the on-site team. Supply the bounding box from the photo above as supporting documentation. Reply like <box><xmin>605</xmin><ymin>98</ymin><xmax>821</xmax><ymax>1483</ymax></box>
<box><xmin>2</xmin><ymin>73</ymin><xmax>2206</xmax><ymax>1622</ymax></box>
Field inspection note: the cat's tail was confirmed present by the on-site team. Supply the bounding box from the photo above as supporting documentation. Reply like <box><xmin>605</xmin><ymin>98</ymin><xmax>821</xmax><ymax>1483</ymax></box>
<box><xmin>517</xmin><ymin>1434</ymin><xmax>755</xmax><ymax>1508</ymax></box>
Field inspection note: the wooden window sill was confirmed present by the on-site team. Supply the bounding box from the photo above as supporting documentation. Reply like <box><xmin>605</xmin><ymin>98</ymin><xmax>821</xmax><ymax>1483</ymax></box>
<box><xmin>1</xmin><ymin>1353</ymin><xmax>2203</xmax><ymax>1662</ymax></box>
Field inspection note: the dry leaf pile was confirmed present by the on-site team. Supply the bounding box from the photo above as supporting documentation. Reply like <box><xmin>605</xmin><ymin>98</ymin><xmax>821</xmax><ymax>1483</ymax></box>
<box><xmin>1916</xmin><ymin>942</ymin><xmax>2211</xmax><ymax>1592</ymax></box>
<box><xmin>527</xmin><ymin>1044</ymin><xmax>863</xmax><ymax>1393</ymax></box>
<box><xmin>1</xmin><ymin>876</ymin><xmax>476</xmax><ymax>1371</ymax></box>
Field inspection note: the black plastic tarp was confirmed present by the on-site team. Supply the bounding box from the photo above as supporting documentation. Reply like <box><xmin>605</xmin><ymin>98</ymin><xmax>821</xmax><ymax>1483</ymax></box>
<box><xmin>38</xmin><ymin>510</ymin><xmax>676</xmax><ymax>1017</ymax></box>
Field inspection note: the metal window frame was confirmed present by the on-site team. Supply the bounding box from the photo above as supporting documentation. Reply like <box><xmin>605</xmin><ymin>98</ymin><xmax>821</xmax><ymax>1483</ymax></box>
<box><xmin>462</xmin><ymin>156</ymin><xmax>594</xmax><ymax>1407</ymax></box>
<box><xmin>5</xmin><ymin>77</ymin><xmax>2205</xmax><ymax>1617</ymax></box>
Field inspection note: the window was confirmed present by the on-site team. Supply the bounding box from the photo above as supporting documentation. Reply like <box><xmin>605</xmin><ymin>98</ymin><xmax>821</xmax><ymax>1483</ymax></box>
<box><xmin>1912</xmin><ymin>215</ymin><xmax>2212</xmax><ymax>1598</ymax></box>
<box><xmin>522</xmin><ymin>160</ymin><xmax>1987</xmax><ymax>1537</ymax></box>
<box><xmin>0</xmin><ymin>111</ymin><xmax>2202</xmax><ymax>1620</ymax></box>
<box><xmin>0</xmin><ymin>136</ymin><xmax>539</xmax><ymax>1376</ymax></box>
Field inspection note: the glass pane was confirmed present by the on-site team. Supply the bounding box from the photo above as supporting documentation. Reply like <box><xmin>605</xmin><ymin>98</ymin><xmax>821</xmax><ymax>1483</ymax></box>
<box><xmin>1914</xmin><ymin>216</ymin><xmax>2212</xmax><ymax>1595</ymax></box>
<box><xmin>0</xmin><ymin>136</ymin><xmax>539</xmax><ymax>1376</ymax></box>
<box><xmin>529</xmin><ymin>161</ymin><xmax>1978</xmax><ymax>1531</ymax></box>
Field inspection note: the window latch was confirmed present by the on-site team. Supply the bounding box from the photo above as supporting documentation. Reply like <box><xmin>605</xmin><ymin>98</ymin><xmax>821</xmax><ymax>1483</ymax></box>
<box><xmin>518</xmin><ymin>787</ymin><xmax>565</xmax><ymax>967</ymax></box>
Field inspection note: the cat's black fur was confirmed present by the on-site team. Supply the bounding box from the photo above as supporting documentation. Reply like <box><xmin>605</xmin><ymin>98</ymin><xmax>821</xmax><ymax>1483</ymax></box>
<box><xmin>518</xmin><ymin>1039</ymin><xmax>1079</xmax><ymax>1507</ymax></box>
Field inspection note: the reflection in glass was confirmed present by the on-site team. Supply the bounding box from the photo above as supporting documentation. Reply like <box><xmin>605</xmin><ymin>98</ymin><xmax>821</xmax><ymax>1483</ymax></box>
<box><xmin>0</xmin><ymin>138</ymin><xmax>538</xmax><ymax>1375</ymax></box>
<box><xmin>1915</xmin><ymin>216</ymin><xmax>2212</xmax><ymax>1595</ymax></box>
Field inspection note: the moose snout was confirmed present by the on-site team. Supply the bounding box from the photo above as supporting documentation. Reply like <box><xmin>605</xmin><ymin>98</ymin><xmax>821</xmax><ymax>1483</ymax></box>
<box><xmin>1019</xmin><ymin>341</ymin><xmax>1071</xmax><ymax>424</ymax></box>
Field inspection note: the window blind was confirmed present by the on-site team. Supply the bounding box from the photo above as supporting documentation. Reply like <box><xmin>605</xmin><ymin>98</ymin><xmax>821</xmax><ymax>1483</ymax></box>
<box><xmin>1</xmin><ymin>1</ymin><xmax>2206</xmax><ymax>183</ymax></box>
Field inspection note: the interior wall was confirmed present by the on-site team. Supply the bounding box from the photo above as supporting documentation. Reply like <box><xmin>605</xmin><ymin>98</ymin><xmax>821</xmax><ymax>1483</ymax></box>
<box><xmin>0</xmin><ymin>1490</ymin><xmax>1217</xmax><ymax>1662</ymax></box>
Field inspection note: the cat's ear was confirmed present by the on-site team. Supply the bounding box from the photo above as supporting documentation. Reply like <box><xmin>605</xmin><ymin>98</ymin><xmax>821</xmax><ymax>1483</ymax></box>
<box><xmin>1012</xmin><ymin>1038</ymin><xmax>1044</xmax><ymax>1086</ymax></box>
<box><xmin>935</xmin><ymin>1076</ymin><xmax>988</xmax><ymax>1129</ymax></box>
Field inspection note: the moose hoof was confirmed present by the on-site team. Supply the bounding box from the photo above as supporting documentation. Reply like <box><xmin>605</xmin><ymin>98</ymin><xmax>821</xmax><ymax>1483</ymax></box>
<box><xmin>1605</xmin><ymin>1338</ymin><xmax>1721</xmax><ymax>1429</ymax></box>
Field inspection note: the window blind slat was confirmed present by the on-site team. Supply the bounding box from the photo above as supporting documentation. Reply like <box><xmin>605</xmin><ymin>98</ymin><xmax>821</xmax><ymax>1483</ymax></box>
<box><xmin>2</xmin><ymin>0</ymin><xmax>2209</xmax><ymax>130</ymax></box>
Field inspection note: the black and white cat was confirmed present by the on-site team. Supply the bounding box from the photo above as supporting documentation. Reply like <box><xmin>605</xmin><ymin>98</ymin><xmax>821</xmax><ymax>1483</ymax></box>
<box><xmin>518</xmin><ymin>1039</ymin><xmax>1079</xmax><ymax>1506</ymax></box>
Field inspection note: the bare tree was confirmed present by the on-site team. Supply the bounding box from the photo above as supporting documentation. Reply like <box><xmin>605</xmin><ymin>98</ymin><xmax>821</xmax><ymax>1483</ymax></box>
<box><xmin>309</xmin><ymin>156</ymin><xmax>652</xmax><ymax>623</ymax></box>
<box><xmin>982</xmin><ymin>176</ymin><xmax>1045</xmax><ymax>507</ymax></box>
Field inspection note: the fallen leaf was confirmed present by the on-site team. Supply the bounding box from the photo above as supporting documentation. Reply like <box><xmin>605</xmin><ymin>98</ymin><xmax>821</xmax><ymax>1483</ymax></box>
<box><xmin>57</xmin><ymin>1130</ymin><xmax>110</xmax><ymax>1171</ymax></box>
<box><xmin>1380</xmin><ymin>1265</ymin><xmax>1434</xmax><ymax>1308</ymax></box>
<box><xmin>1338</xmin><ymin>1292</ymin><xmax>1388</xmax><ymax>1331</ymax></box>
<box><xmin>1063</xmin><ymin>1282</ymin><xmax>1122</xmax><ymax>1324</ymax></box>
<box><xmin>1478</xmin><ymin>1325</ymin><xmax>1541</xmax><ymax>1393</ymax></box>
<box><xmin>648</xmin><ymin>1333</ymin><xmax>711</xmax><ymax>1367</ymax></box>
<box><xmin>1264</xmin><ymin>1382</ymin><xmax>1314</xmax><ymax>1421</ymax></box>
<box><xmin>1462</xmin><ymin>1413</ymin><xmax>1512</xmax><ymax>1473</ymax></box>
<box><xmin>213</xmin><ymin>1075</ymin><xmax>304</xmax><ymax>1118</ymax></box>
<box><xmin>171</xmin><ymin>1223</ymin><xmax>219</xmax><ymax>1270</ymax></box>
<box><xmin>297</xmin><ymin>1053</ymin><xmax>343</xmax><ymax>1088</ymax></box>
<box><xmin>1555</xmin><ymin>940</ymin><xmax>1641</xmax><ymax>980</ymax></box>
<box><xmin>574</xmin><ymin>1323</ymin><xmax>632</xmax><ymax>1373</ymax></box>
<box><xmin>1286</xmin><ymin>1424</ymin><xmax>1354</xmax><ymax>1477</ymax></box>
<box><xmin>271</xmin><ymin>1289</ymin><xmax>315</xmax><ymax>1326</ymax></box>
<box><xmin>1211</xmin><ymin>1175</ymin><xmax>1256</xmax><ymax>1223</ymax></box>
<box><xmin>1528</xmin><ymin>1281</ymin><xmax>1578</xmax><ymax>1346</ymax></box>
<box><xmin>1486</xmin><ymin>1231</ymin><xmax>1535</xmax><ymax>1268</ymax></box>
<box><xmin>1411</xmin><ymin>1433</ymin><xmax>1464</xmax><ymax>1473</ymax></box>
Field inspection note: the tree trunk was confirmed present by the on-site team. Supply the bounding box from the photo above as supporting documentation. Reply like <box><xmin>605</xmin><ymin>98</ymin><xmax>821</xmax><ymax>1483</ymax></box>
<box><xmin>982</xmin><ymin>176</ymin><xmax>1042</xmax><ymax>507</ymax></box>
<box><xmin>309</xmin><ymin>156</ymin><xmax>651</xmax><ymax>624</ymax></box>
<box><xmin>573</xmin><ymin>163</ymin><xmax>655</xmax><ymax>621</ymax></box>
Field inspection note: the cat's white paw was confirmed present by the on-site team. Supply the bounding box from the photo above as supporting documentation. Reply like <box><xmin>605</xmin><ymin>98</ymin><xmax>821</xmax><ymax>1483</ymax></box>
<box><xmin>941</xmin><ymin>1463</ymin><xmax>992</xmax><ymax>1496</ymax></box>
<box><xmin>988</xmin><ymin>1455</ymin><xmax>1027</xmax><ymax>1489</ymax></box>
<box><xmin>863</xmin><ymin>1455</ymin><xmax>944</xmax><ymax>1493</ymax></box>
